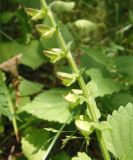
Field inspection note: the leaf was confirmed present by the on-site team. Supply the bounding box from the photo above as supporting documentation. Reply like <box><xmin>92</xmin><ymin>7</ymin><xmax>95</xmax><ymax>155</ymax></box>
<box><xmin>19</xmin><ymin>79</ymin><xmax>43</xmax><ymax>96</ymax></box>
<box><xmin>51</xmin><ymin>1</ymin><xmax>75</xmax><ymax>13</ymax></box>
<box><xmin>0</xmin><ymin>11</ymin><xmax>16</xmax><ymax>24</ymax></box>
<box><xmin>81</xmin><ymin>46</ymin><xmax>108</xmax><ymax>66</ymax></box>
<box><xmin>19</xmin><ymin>89</ymin><xmax>71</xmax><ymax>123</ymax></box>
<box><xmin>21</xmin><ymin>128</ymin><xmax>50</xmax><ymax>160</ymax></box>
<box><xmin>53</xmin><ymin>151</ymin><xmax>70</xmax><ymax>160</ymax></box>
<box><xmin>72</xmin><ymin>152</ymin><xmax>91</xmax><ymax>160</ymax></box>
<box><xmin>0</xmin><ymin>40</ymin><xmax>47</xmax><ymax>69</ymax></box>
<box><xmin>103</xmin><ymin>103</ymin><xmax>133</xmax><ymax>160</ymax></box>
<box><xmin>110</xmin><ymin>56</ymin><xmax>133</xmax><ymax>80</ymax></box>
<box><xmin>86</xmin><ymin>68</ymin><xmax>122</xmax><ymax>97</ymax></box>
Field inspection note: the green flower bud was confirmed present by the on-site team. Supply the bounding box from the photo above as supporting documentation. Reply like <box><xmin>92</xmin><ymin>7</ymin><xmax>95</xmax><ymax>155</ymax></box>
<box><xmin>56</xmin><ymin>72</ymin><xmax>77</xmax><ymax>86</ymax></box>
<box><xmin>63</xmin><ymin>91</ymin><xmax>85</xmax><ymax>107</ymax></box>
<box><xmin>36</xmin><ymin>24</ymin><xmax>55</xmax><ymax>39</ymax></box>
<box><xmin>75</xmin><ymin>115</ymin><xmax>94</xmax><ymax>138</ymax></box>
<box><xmin>25</xmin><ymin>8</ymin><xmax>47</xmax><ymax>21</ymax></box>
<box><xmin>43</xmin><ymin>48</ymin><xmax>65</xmax><ymax>63</ymax></box>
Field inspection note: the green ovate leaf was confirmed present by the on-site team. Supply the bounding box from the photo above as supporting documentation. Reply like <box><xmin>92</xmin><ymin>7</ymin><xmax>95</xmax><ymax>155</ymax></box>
<box><xmin>86</xmin><ymin>68</ymin><xmax>122</xmax><ymax>97</ymax></box>
<box><xmin>72</xmin><ymin>152</ymin><xmax>91</xmax><ymax>160</ymax></box>
<box><xmin>21</xmin><ymin>128</ymin><xmax>51</xmax><ymax>160</ymax></box>
<box><xmin>19</xmin><ymin>79</ymin><xmax>43</xmax><ymax>96</ymax></box>
<box><xmin>0</xmin><ymin>40</ymin><xmax>46</xmax><ymax>69</ymax></box>
<box><xmin>103</xmin><ymin>103</ymin><xmax>133</xmax><ymax>160</ymax></box>
<box><xmin>19</xmin><ymin>89</ymin><xmax>71</xmax><ymax>123</ymax></box>
<box><xmin>51</xmin><ymin>1</ymin><xmax>75</xmax><ymax>13</ymax></box>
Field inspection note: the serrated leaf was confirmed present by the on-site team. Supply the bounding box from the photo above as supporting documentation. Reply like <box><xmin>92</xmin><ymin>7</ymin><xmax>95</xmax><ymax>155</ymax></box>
<box><xmin>21</xmin><ymin>128</ymin><xmax>50</xmax><ymax>160</ymax></box>
<box><xmin>51</xmin><ymin>1</ymin><xmax>75</xmax><ymax>13</ymax></box>
<box><xmin>103</xmin><ymin>103</ymin><xmax>133</xmax><ymax>160</ymax></box>
<box><xmin>86</xmin><ymin>68</ymin><xmax>122</xmax><ymax>97</ymax></box>
<box><xmin>19</xmin><ymin>79</ymin><xmax>43</xmax><ymax>96</ymax></box>
<box><xmin>19</xmin><ymin>89</ymin><xmax>71</xmax><ymax>123</ymax></box>
<box><xmin>0</xmin><ymin>40</ymin><xmax>46</xmax><ymax>69</ymax></box>
<box><xmin>72</xmin><ymin>152</ymin><xmax>91</xmax><ymax>160</ymax></box>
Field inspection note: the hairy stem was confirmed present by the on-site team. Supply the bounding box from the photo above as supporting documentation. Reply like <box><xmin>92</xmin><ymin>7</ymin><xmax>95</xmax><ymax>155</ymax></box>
<box><xmin>40</xmin><ymin>0</ymin><xmax>111</xmax><ymax>159</ymax></box>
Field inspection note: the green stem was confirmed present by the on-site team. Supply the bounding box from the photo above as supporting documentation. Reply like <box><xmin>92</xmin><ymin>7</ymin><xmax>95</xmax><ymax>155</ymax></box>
<box><xmin>39</xmin><ymin>0</ymin><xmax>110</xmax><ymax>159</ymax></box>
<box><xmin>4</xmin><ymin>84</ymin><xmax>19</xmax><ymax>142</ymax></box>
<box><xmin>43</xmin><ymin>112</ymin><xmax>73</xmax><ymax>160</ymax></box>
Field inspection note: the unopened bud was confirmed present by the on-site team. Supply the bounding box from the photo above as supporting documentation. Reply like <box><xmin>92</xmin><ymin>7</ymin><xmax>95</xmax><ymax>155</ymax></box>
<box><xmin>36</xmin><ymin>24</ymin><xmax>55</xmax><ymax>39</ymax></box>
<box><xmin>75</xmin><ymin>115</ymin><xmax>94</xmax><ymax>138</ymax></box>
<box><xmin>25</xmin><ymin>8</ymin><xmax>47</xmax><ymax>21</ymax></box>
<box><xmin>56</xmin><ymin>72</ymin><xmax>77</xmax><ymax>86</ymax></box>
<box><xmin>43</xmin><ymin>48</ymin><xmax>65</xmax><ymax>63</ymax></box>
<box><xmin>63</xmin><ymin>92</ymin><xmax>85</xmax><ymax>107</ymax></box>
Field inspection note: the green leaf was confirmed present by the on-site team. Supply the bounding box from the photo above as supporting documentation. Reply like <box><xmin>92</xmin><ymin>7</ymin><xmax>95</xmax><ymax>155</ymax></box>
<box><xmin>51</xmin><ymin>1</ymin><xmax>75</xmax><ymax>13</ymax></box>
<box><xmin>19</xmin><ymin>79</ymin><xmax>43</xmax><ymax>96</ymax></box>
<box><xmin>0</xmin><ymin>40</ymin><xmax>46</xmax><ymax>69</ymax></box>
<box><xmin>81</xmin><ymin>46</ymin><xmax>108</xmax><ymax>66</ymax></box>
<box><xmin>0</xmin><ymin>11</ymin><xmax>16</xmax><ymax>24</ymax></box>
<box><xmin>86</xmin><ymin>68</ymin><xmax>122</xmax><ymax>97</ymax></box>
<box><xmin>111</xmin><ymin>56</ymin><xmax>133</xmax><ymax>80</ymax></box>
<box><xmin>103</xmin><ymin>103</ymin><xmax>133</xmax><ymax>160</ymax></box>
<box><xmin>72</xmin><ymin>152</ymin><xmax>91</xmax><ymax>160</ymax></box>
<box><xmin>53</xmin><ymin>151</ymin><xmax>70</xmax><ymax>160</ymax></box>
<box><xmin>19</xmin><ymin>89</ymin><xmax>71</xmax><ymax>123</ymax></box>
<box><xmin>21</xmin><ymin>128</ymin><xmax>50</xmax><ymax>160</ymax></box>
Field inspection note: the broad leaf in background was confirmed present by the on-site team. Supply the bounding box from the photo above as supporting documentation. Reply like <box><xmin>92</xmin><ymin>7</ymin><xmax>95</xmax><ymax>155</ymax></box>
<box><xmin>101</xmin><ymin>91</ymin><xmax>133</xmax><ymax>113</ymax></box>
<box><xmin>19</xmin><ymin>79</ymin><xmax>43</xmax><ymax>96</ymax></box>
<box><xmin>86</xmin><ymin>68</ymin><xmax>122</xmax><ymax>97</ymax></box>
<box><xmin>110</xmin><ymin>56</ymin><xmax>133</xmax><ymax>81</ymax></box>
<box><xmin>21</xmin><ymin>128</ymin><xmax>51</xmax><ymax>160</ymax></box>
<box><xmin>0</xmin><ymin>72</ymin><xmax>12</xmax><ymax>118</ymax></box>
<box><xmin>81</xmin><ymin>46</ymin><xmax>108</xmax><ymax>66</ymax></box>
<box><xmin>72</xmin><ymin>152</ymin><xmax>91</xmax><ymax>160</ymax></box>
<box><xmin>103</xmin><ymin>103</ymin><xmax>133</xmax><ymax>160</ymax></box>
<box><xmin>51</xmin><ymin>1</ymin><xmax>75</xmax><ymax>13</ymax></box>
<box><xmin>0</xmin><ymin>40</ymin><xmax>46</xmax><ymax>69</ymax></box>
<box><xmin>19</xmin><ymin>89</ymin><xmax>71</xmax><ymax>123</ymax></box>
<box><xmin>53</xmin><ymin>151</ymin><xmax>70</xmax><ymax>160</ymax></box>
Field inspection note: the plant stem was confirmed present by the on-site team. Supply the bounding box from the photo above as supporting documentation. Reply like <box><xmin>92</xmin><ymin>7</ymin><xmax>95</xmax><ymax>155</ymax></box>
<box><xmin>43</xmin><ymin>112</ymin><xmax>73</xmax><ymax>160</ymax></box>
<box><xmin>40</xmin><ymin>0</ymin><xmax>111</xmax><ymax>159</ymax></box>
<box><xmin>4</xmin><ymin>84</ymin><xmax>19</xmax><ymax>142</ymax></box>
